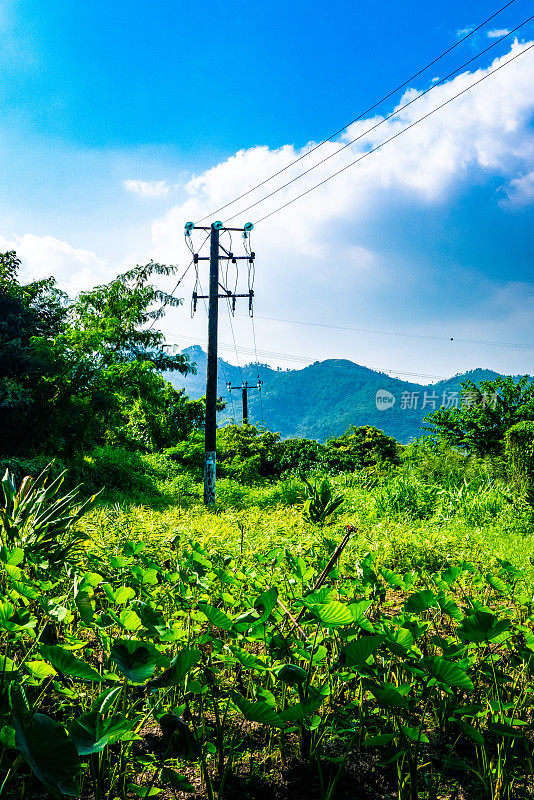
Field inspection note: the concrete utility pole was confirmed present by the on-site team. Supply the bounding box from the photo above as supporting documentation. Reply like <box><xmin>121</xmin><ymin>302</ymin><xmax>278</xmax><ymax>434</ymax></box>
<box><xmin>204</xmin><ymin>223</ymin><xmax>220</xmax><ymax>504</ymax></box>
<box><xmin>185</xmin><ymin>220</ymin><xmax>255</xmax><ymax>505</ymax></box>
<box><xmin>226</xmin><ymin>380</ymin><xmax>263</xmax><ymax>424</ymax></box>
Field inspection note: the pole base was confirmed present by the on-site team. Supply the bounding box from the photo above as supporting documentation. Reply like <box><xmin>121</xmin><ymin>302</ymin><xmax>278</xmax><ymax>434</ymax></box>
<box><xmin>204</xmin><ymin>451</ymin><xmax>216</xmax><ymax>505</ymax></box>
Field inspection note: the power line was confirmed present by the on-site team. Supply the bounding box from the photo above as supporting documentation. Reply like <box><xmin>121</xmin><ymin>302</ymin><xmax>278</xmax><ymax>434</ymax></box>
<box><xmin>194</xmin><ymin>0</ymin><xmax>518</xmax><ymax>224</ymax></box>
<box><xmin>253</xmin><ymin>41</ymin><xmax>534</xmax><ymax>224</ymax></box>
<box><xmin>236</xmin><ymin>313</ymin><xmax>534</xmax><ymax>350</ymax></box>
<box><xmin>224</xmin><ymin>17</ymin><xmax>534</xmax><ymax>224</ymax></box>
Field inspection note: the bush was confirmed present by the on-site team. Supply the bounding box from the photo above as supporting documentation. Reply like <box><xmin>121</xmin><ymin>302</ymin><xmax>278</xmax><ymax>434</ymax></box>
<box><xmin>217</xmin><ymin>425</ymin><xmax>282</xmax><ymax>483</ymax></box>
<box><xmin>505</xmin><ymin>420</ymin><xmax>534</xmax><ymax>501</ymax></box>
<box><xmin>71</xmin><ymin>446</ymin><xmax>158</xmax><ymax>496</ymax></box>
<box><xmin>324</xmin><ymin>425</ymin><xmax>402</xmax><ymax>473</ymax></box>
<box><xmin>164</xmin><ymin>430</ymin><xmax>205</xmax><ymax>475</ymax></box>
<box><xmin>277</xmin><ymin>438</ymin><xmax>325</xmax><ymax>475</ymax></box>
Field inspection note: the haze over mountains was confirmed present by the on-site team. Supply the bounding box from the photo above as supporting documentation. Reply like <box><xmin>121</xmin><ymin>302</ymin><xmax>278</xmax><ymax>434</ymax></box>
<box><xmin>165</xmin><ymin>346</ymin><xmax>524</xmax><ymax>443</ymax></box>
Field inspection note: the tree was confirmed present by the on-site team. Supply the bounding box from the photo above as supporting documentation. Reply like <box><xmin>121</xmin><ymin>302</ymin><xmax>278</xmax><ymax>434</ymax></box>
<box><xmin>324</xmin><ymin>425</ymin><xmax>401</xmax><ymax>471</ymax></box>
<box><xmin>0</xmin><ymin>251</ymin><xmax>69</xmax><ymax>453</ymax></box>
<box><xmin>424</xmin><ymin>375</ymin><xmax>534</xmax><ymax>456</ymax></box>
<box><xmin>66</xmin><ymin>261</ymin><xmax>191</xmax><ymax>373</ymax></box>
<box><xmin>0</xmin><ymin>254</ymin><xmax>200</xmax><ymax>456</ymax></box>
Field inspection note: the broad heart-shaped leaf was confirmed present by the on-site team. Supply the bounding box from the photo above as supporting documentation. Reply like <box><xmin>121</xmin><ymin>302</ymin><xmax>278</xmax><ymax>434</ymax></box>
<box><xmin>40</xmin><ymin>645</ymin><xmax>103</xmax><ymax>683</ymax></box>
<box><xmin>171</xmin><ymin>648</ymin><xmax>202</xmax><ymax>684</ymax></box>
<box><xmin>231</xmin><ymin>647</ymin><xmax>268</xmax><ymax>671</ymax></box>
<box><xmin>148</xmin><ymin>648</ymin><xmax>202</xmax><ymax>690</ymax></box>
<box><xmin>274</xmin><ymin>664</ymin><xmax>307</xmax><ymax>686</ymax></box>
<box><xmin>254</xmin><ymin>587</ymin><xmax>278</xmax><ymax>622</ymax></box>
<box><xmin>454</xmin><ymin>718</ymin><xmax>484</xmax><ymax>745</ymax></box>
<box><xmin>437</xmin><ymin>594</ymin><xmax>463</xmax><ymax>622</ymax></box>
<box><xmin>309</xmin><ymin>601</ymin><xmax>354</xmax><ymax>628</ymax></box>
<box><xmin>369</xmin><ymin>683</ymin><xmax>409</xmax><ymax>709</ymax></box>
<box><xmin>380</xmin><ymin>568</ymin><xmax>404</xmax><ymax>588</ymax></box>
<box><xmin>279</xmin><ymin>698</ymin><xmax>322</xmax><ymax>722</ymax></box>
<box><xmin>423</xmin><ymin>656</ymin><xmax>474</xmax><ymax>691</ymax></box>
<box><xmin>349</xmin><ymin>601</ymin><xmax>374</xmax><ymax>632</ymax></box>
<box><xmin>69</xmin><ymin>712</ymin><xmax>134</xmax><ymax>755</ymax></box>
<box><xmin>341</xmin><ymin>635</ymin><xmax>385</xmax><ymax>667</ymax></box>
<box><xmin>110</xmin><ymin>640</ymin><xmax>157</xmax><ymax>683</ymax></box>
<box><xmin>383</xmin><ymin>626</ymin><xmax>414</xmax><ymax>656</ymax></box>
<box><xmin>198</xmin><ymin>603</ymin><xmax>233</xmax><ymax>631</ymax></box>
<box><xmin>14</xmin><ymin>713</ymin><xmax>81</xmax><ymax>796</ymax></box>
<box><xmin>404</xmin><ymin>590</ymin><xmax>437</xmax><ymax>614</ymax></box>
<box><xmin>399</xmin><ymin>724</ymin><xmax>429</xmax><ymax>743</ymax></box>
<box><xmin>160</xmin><ymin>767</ymin><xmax>195</xmax><ymax>794</ymax></box>
<box><xmin>114</xmin><ymin>586</ymin><xmax>136</xmax><ymax>605</ymax></box>
<box><xmin>486</xmin><ymin>574</ymin><xmax>509</xmax><ymax>595</ymax></box>
<box><xmin>231</xmin><ymin>692</ymin><xmax>285</xmax><ymax>728</ymax></box>
<box><xmin>457</xmin><ymin>611</ymin><xmax>511</xmax><ymax>643</ymax></box>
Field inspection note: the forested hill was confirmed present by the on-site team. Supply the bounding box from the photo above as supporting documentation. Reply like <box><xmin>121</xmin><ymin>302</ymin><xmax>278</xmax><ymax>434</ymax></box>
<box><xmin>165</xmin><ymin>346</ymin><xmax>519</xmax><ymax>443</ymax></box>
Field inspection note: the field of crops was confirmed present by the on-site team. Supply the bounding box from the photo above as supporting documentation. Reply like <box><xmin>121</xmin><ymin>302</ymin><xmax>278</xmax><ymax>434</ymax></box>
<box><xmin>1</xmin><ymin>456</ymin><xmax>534</xmax><ymax>800</ymax></box>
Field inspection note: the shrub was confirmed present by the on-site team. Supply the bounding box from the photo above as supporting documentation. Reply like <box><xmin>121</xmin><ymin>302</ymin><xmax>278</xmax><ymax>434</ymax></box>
<box><xmin>324</xmin><ymin>425</ymin><xmax>402</xmax><ymax>473</ymax></box>
<box><xmin>71</xmin><ymin>446</ymin><xmax>158</xmax><ymax>496</ymax></box>
<box><xmin>505</xmin><ymin>420</ymin><xmax>534</xmax><ymax>502</ymax></box>
<box><xmin>164</xmin><ymin>430</ymin><xmax>205</xmax><ymax>475</ymax></box>
<box><xmin>277</xmin><ymin>438</ymin><xmax>325</xmax><ymax>475</ymax></box>
<box><xmin>217</xmin><ymin>424</ymin><xmax>282</xmax><ymax>483</ymax></box>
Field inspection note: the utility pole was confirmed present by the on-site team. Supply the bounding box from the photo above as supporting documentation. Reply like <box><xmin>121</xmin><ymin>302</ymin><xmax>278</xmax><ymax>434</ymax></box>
<box><xmin>204</xmin><ymin>223</ymin><xmax>220</xmax><ymax>504</ymax></box>
<box><xmin>185</xmin><ymin>220</ymin><xmax>255</xmax><ymax>505</ymax></box>
<box><xmin>227</xmin><ymin>380</ymin><xmax>263</xmax><ymax>424</ymax></box>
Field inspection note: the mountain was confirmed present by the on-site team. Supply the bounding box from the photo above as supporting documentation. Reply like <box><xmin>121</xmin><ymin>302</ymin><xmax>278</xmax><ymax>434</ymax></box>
<box><xmin>165</xmin><ymin>346</ymin><xmax>517</xmax><ymax>443</ymax></box>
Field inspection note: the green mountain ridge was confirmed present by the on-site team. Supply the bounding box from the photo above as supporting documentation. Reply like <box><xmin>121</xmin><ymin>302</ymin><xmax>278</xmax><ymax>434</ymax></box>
<box><xmin>166</xmin><ymin>345</ymin><xmax>520</xmax><ymax>443</ymax></box>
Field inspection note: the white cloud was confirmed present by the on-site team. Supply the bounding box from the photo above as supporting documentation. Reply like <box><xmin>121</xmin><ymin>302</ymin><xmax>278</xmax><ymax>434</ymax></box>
<box><xmin>146</xmin><ymin>40</ymin><xmax>534</xmax><ymax>377</ymax></box>
<box><xmin>505</xmin><ymin>170</ymin><xmax>534</xmax><ymax>204</ymax></box>
<box><xmin>124</xmin><ymin>179</ymin><xmax>171</xmax><ymax>199</ymax></box>
<box><xmin>0</xmin><ymin>233</ymin><xmax>109</xmax><ymax>298</ymax></box>
<box><xmin>152</xmin><ymin>40</ymin><xmax>534</xmax><ymax>250</ymax></box>
<box><xmin>487</xmin><ymin>29</ymin><xmax>510</xmax><ymax>39</ymax></box>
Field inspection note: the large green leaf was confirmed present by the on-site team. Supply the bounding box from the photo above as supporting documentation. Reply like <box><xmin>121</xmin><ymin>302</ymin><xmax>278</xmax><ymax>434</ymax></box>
<box><xmin>110</xmin><ymin>640</ymin><xmax>157</xmax><ymax>683</ymax></box>
<box><xmin>274</xmin><ymin>664</ymin><xmax>307</xmax><ymax>686</ymax></box>
<box><xmin>383</xmin><ymin>627</ymin><xmax>414</xmax><ymax>655</ymax></box>
<box><xmin>231</xmin><ymin>692</ymin><xmax>285</xmax><ymax>728</ymax></box>
<box><xmin>341</xmin><ymin>635</ymin><xmax>384</xmax><ymax>667</ymax></box>
<box><xmin>171</xmin><ymin>648</ymin><xmax>202</xmax><ymax>684</ymax></box>
<box><xmin>369</xmin><ymin>684</ymin><xmax>409</xmax><ymax>709</ymax></box>
<box><xmin>40</xmin><ymin>645</ymin><xmax>102</xmax><ymax>683</ymax></box>
<box><xmin>423</xmin><ymin>657</ymin><xmax>474</xmax><ymax>690</ymax></box>
<box><xmin>310</xmin><ymin>601</ymin><xmax>353</xmax><ymax>628</ymax></box>
<box><xmin>198</xmin><ymin>603</ymin><xmax>233</xmax><ymax>631</ymax></box>
<box><xmin>148</xmin><ymin>648</ymin><xmax>202</xmax><ymax>689</ymax></box>
<box><xmin>457</xmin><ymin>612</ymin><xmax>511</xmax><ymax>643</ymax></box>
<box><xmin>404</xmin><ymin>590</ymin><xmax>437</xmax><ymax>614</ymax></box>
<box><xmin>69</xmin><ymin>711</ymin><xmax>134</xmax><ymax>755</ymax></box>
<box><xmin>254</xmin><ymin>587</ymin><xmax>278</xmax><ymax>622</ymax></box>
<box><xmin>14</xmin><ymin>713</ymin><xmax>81</xmax><ymax>796</ymax></box>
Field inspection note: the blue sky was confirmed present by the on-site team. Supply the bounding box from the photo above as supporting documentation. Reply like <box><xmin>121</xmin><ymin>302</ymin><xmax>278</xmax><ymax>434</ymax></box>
<box><xmin>1</xmin><ymin>0</ymin><xmax>534</xmax><ymax>380</ymax></box>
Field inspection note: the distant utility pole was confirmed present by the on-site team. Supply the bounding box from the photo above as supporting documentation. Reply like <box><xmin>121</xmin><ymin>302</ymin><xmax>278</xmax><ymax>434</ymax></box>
<box><xmin>227</xmin><ymin>380</ymin><xmax>263</xmax><ymax>424</ymax></box>
<box><xmin>185</xmin><ymin>220</ymin><xmax>255</xmax><ymax>505</ymax></box>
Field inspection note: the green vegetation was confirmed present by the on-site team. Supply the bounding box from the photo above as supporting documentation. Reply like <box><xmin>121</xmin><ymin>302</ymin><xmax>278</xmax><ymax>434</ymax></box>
<box><xmin>2</xmin><ymin>251</ymin><xmax>534</xmax><ymax>799</ymax></box>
